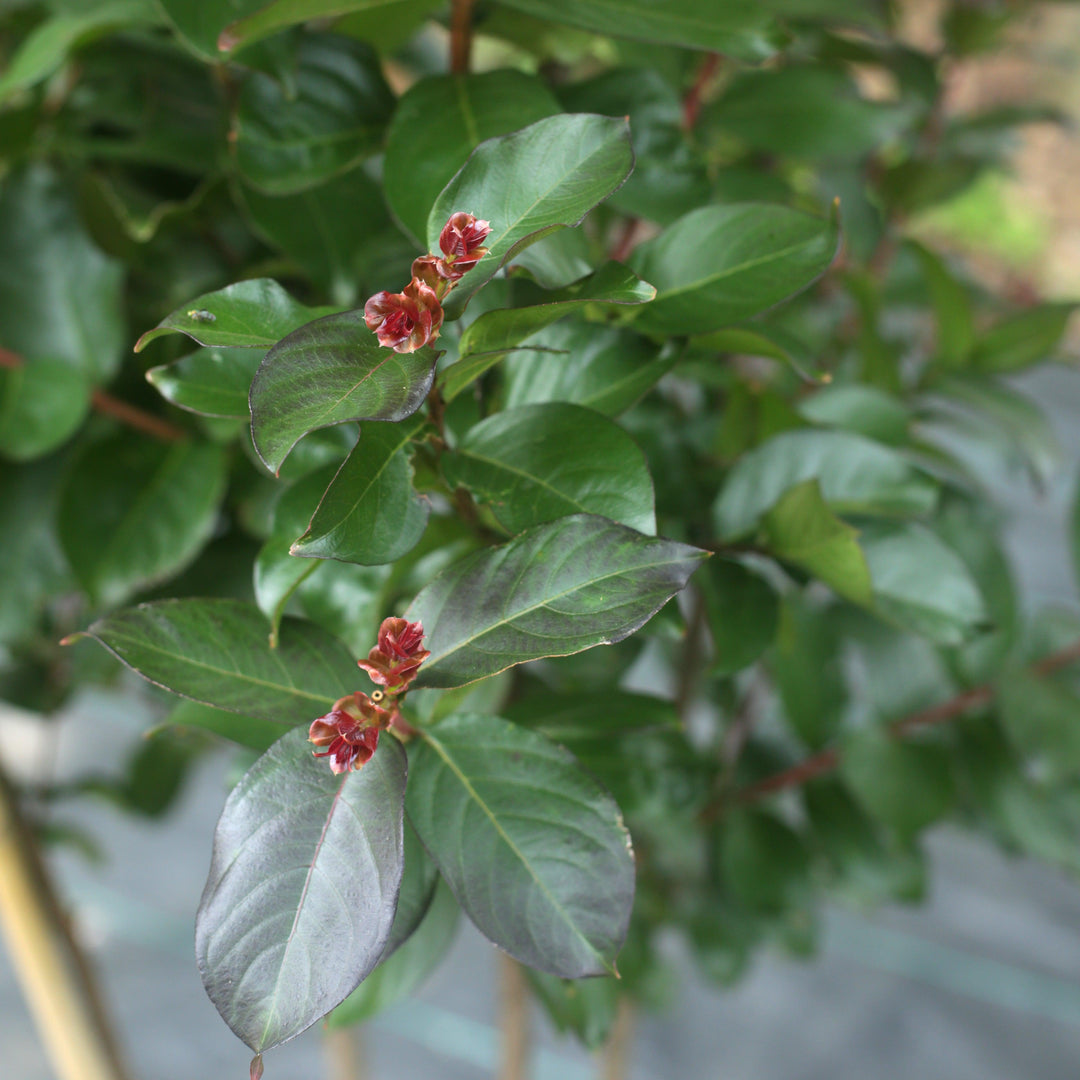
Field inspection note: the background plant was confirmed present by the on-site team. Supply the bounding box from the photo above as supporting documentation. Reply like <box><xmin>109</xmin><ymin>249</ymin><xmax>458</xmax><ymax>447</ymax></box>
<box><xmin>1</xmin><ymin>0</ymin><xmax>1080</xmax><ymax>1077</ymax></box>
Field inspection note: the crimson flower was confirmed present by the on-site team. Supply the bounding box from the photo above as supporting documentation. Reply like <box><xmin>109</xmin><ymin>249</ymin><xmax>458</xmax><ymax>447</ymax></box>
<box><xmin>308</xmin><ymin>692</ymin><xmax>390</xmax><ymax>774</ymax></box>
<box><xmin>363</xmin><ymin>279</ymin><xmax>443</xmax><ymax>352</ymax></box>
<box><xmin>357</xmin><ymin>617</ymin><xmax>430</xmax><ymax>694</ymax></box>
<box><xmin>411</xmin><ymin>254</ymin><xmax>456</xmax><ymax>292</ymax></box>
<box><xmin>438</xmin><ymin>212</ymin><xmax>491</xmax><ymax>279</ymax></box>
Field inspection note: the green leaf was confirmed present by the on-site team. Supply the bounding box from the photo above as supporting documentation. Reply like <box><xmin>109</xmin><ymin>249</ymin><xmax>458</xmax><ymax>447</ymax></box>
<box><xmin>157</xmin><ymin>0</ymin><xmax>268</xmax><ymax>58</ymax></box>
<box><xmin>970</xmin><ymin>302</ymin><xmax>1074</xmax><ymax>373</ymax></box>
<box><xmin>628</xmin><ymin>204</ymin><xmax>840</xmax><ymax>335</ymax></box>
<box><xmin>427</xmin><ymin>115</ymin><xmax>634</xmax><ymax>304</ymax></box>
<box><xmin>840</xmin><ymin>726</ymin><xmax>954</xmax><ymax>841</ymax></box>
<box><xmin>80</xmin><ymin>599</ymin><xmax>361</xmax><ymax>722</ymax></box>
<box><xmin>502</xmin><ymin>322</ymin><xmax>674</xmax><ymax>417</ymax></box>
<box><xmin>713</xmin><ymin>429</ymin><xmax>938</xmax><ymax>541</ymax></box>
<box><xmin>441</xmin><ymin>263</ymin><xmax>656</xmax><ymax>402</ymax></box>
<box><xmin>135</xmin><ymin>279</ymin><xmax>335</xmax><ymax>353</ymax></box>
<box><xmin>526</xmin><ymin>970</ymin><xmax>619</xmax><ymax>1050</ymax></box>
<box><xmin>506</xmin><ymin>688</ymin><xmax>679</xmax><ymax>740</ymax></box>
<box><xmin>909</xmin><ymin>242</ymin><xmax>975</xmax><ymax>367</ymax></box>
<box><xmin>384</xmin><ymin>71</ymin><xmax>560</xmax><ymax>246</ymax></box>
<box><xmin>700</xmin><ymin>557</ymin><xmax>780</xmax><ymax>675</ymax></box>
<box><xmin>797</xmin><ymin>385</ymin><xmax>910</xmax><ymax>446</ymax></box>
<box><xmin>382</xmin><ymin>822</ymin><xmax>440</xmax><ymax>959</ymax></box>
<box><xmin>327</xmin><ymin>879</ymin><xmax>458</xmax><ymax>1028</ymax></box>
<box><xmin>233</xmin><ymin>34</ymin><xmax>394</xmax><ymax>195</ymax></box>
<box><xmin>147</xmin><ymin>348</ymin><xmax>263</xmax><ymax>419</ymax></box>
<box><xmin>0</xmin><ymin>359</ymin><xmax>91</xmax><ymax>461</ymax></box>
<box><xmin>998</xmin><ymin>671</ymin><xmax>1080</xmax><ymax>779</ymax></box>
<box><xmin>292</xmin><ymin>417</ymin><xmax>429</xmax><ymax>564</ymax></box>
<box><xmin>406</xmin><ymin>713</ymin><xmax>635</xmax><ymax>976</ymax></box>
<box><xmin>196</xmin><ymin>726</ymin><xmax>406</xmax><ymax>1053</ymax></box>
<box><xmin>0</xmin><ymin>165</ymin><xmax>125</xmax><ymax>379</ymax></box>
<box><xmin>442</xmin><ymin>403</ymin><xmax>656</xmax><ymax>535</ymax></box>
<box><xmin>0</xmin><ymin>0</ymin><xmax>160</xmax><ymax>103</ymax></box>
<box><xmin>719</xmin><ymin>808</ymin><xmax>810</xmax><ymax>914</ymax></box>
<box><xmin>859</xmin><ymin>521</ymin><xmax>987</xmax><ymax>645</ymax></box>
<box><xmin>166</xmin><ymin>700</ymin><xmax>286</xmax><ymax>752</ymax></box>
<box><xmin>248</xmin><ymin>311</ymin><xmax>438</xmax><ymax>473</ymax></box>
<box><xmin>58</xmin><ymin>435</ymin><xmax>228</xmax><ymax>606</ymax></box>
<box><xmin>493</xmin><ymin>0</ymin><xmax>783</xmax><ymax>58</ymax></box>
<box><xmin>761</xmin><ymin>480</ymin><xmax>873</xmax><ymax>606</ymax></box>
<box><xmin>409</xmin><ymin>514</ymin><xmax>707</xmax><ymax>688</ymax></box>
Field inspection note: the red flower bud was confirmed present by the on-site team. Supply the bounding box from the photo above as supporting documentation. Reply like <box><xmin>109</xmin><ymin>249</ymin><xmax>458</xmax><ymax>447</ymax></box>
<box><xmin>364</xmin><ymin>279</ymin><xmax>444</xmax><ymax>353</ymax></box>
<box><xmin>411</xmin><ymin>254</ymin><xmax>455</xmax><ymax>291</ymax></box>
<box><xmin>438</xmin><ymin>212</ymin><xmax>491</xmax><ymax>277</ymax></box>
<box><xmin>357</xmin><ymin>617</ymin><xmax>430</xmax><ymax>694</ymax></box>
<box><xmin>378</xmin><ymin>617</ymin><xmax>427</xmax><ymax>660</ymax></box>
<box><xmin>308</xmin><ymin>692</ymin><xmax>390</xmax><ymax>773</ymax></box>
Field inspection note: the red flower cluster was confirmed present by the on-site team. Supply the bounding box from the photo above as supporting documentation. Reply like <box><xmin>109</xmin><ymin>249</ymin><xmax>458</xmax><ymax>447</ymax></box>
<box><xmin>364</xmin><ymin>212</ymin><xmax>490</xmax><ymax>353</ymax></box>
<box><xmin>307</xmin><ymin>617</ymin><xmax>429</xmax><ymax>773</ymax></box>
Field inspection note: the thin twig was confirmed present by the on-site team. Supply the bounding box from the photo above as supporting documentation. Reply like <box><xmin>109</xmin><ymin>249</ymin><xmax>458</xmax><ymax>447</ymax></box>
<box><xmin>682</xmin><ymin>53</ymin><xmax>720</xmax><ymax>131</ymax></box>
<box><xmin>674</xmin><ymin>589</ymin><xmax>706</xmax><ymax>723</ymax></box>
<box><xmin>323</xmin><ymin>1025</ymin><xmax>367</xmax><ymax>1080</ymax></box>
<box><xmin>721</xmin><ymin>638</ymin><xmax>1080</xmax><ymax>809</ymax></box>
<box><xmin>609</xmin><ymin>217</ymin><xmax>641</xmax><ymax>263</ymax></box>
<box><xmin>450</xmin><ymin>0</ymin><xmax>476</xmax><ymax>75</ymax></box>
<box><xmin>600</xmin><ymin>996</ymin><xmax>634</xmax><ymax>1080</ymax></box>
<box><xmin>91</xmin><ymin>389</ymin><xmax>187</xmax><ymax>442</ymax></box>
<box><xmin>498</xmin><ymin>954</ymin><xmax>531</xmax><ymax>1080</ymax></box>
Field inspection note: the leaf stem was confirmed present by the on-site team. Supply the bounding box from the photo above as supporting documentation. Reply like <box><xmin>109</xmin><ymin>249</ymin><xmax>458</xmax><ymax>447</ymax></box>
<box><xmin>600</xmin><ymin>995</ymin><xmax>635</xmax><ymax>1080</ymax></box>
<box><xmin>682</xmin><ymin>53</ymin><xmax>720</xmax><ymax>131</ymax></box>
<box><xmin>709</xmin><ymin>637</ymin><xmax>1080</xmax><ymax>812</ymax></box>
<box><xmin>498</xmin><ymin>954</ymin><xmax>531</xmax><ymax>1080</ymax></box>
<box><xmin>450</xmin><ymin>0</ymin><xmax>476</xmax><ymax>75</ymax></box>
<box><xmin>90</xmin><ymin>389</ymin><xmax>187</xmax><ymax>442</ymax></box>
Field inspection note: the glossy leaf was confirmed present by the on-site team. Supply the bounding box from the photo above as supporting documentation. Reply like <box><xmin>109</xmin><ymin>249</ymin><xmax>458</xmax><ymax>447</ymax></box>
<box><xmin>713</xmin><ymin>429</ymin><xmax>938</xmax><ymax>540</ymax></box>
<box><xmin>135</xmin><ymin>279</ymin><xmax>334</xmax><ymax>353</ymax></box>
<box><xmin>859</xmin><ymin>521</ymin><xmax>987</xmax><ymax>645</ymax></box>
<box><xmin>406</xmin><ymin>712</ymin><xmax>635</xmax><ymax>976</ymax></box>
<box><xmin>700</xmin><ymin>557</ymin><xmax>780</xmax><ymax>675</ymax></box>
<box><xmin>147</xmin><ymin>348</ymin><xmax>263</xmax><ymax>419</ymax></box>
<box><xmin>409</xmin><ymin>514</ymin><xmax>707</xmax><ymax>688</ymax></box>
<box><xmin>443</xmin><ymin>403</ymin><xmax>656</xmax><ymax>534</ymax></box>
<box><xmin>385</xmin><ymin>71</ymin><xmax>560</xmax><ymax>246</ymax></box>
<box><xmin>629</xmin><ymin>204</ymin><xmax>839</xmax><ymax>336</ymax></box>
<box><xmin>761</xmin><ymin>480</ymin><xmax>873</xmax><ymax>606</ymax></box>
<box><xmin>441</xmin><ymin>263</ymin><xmax>656</xmax><ymax>401</ymax></box>
<box><xmin>506</xmin><ymin>688</ymin><xmax>679</xmax><ymax>740</ymax></box>
<box><xmin>196</xmin><ymin>726</ymin><xmax>406</xmax><ymax>1053</ymax></box>
<box><xmin>494</xmin><ymin>0</ymin><xmax>783</xmax><ymax>58</ymax></box>
<box><xmin>502</xmin><ymin>322</ymin><xmax>674</xmax><ymax>417</ymax></box>
<box><xmin>58</xmin><ymin>436</ymin><xmax>227</xmax><ymax>606</ymax></box>
<box><xmin>233</xmin><ymin>35</ymin><xmax>394</xmax><ymax>195</ymax></box>
<box><xmin>249</xmin><ymin>311</ymin><xmax>438</xmax><ymax>473</ymax></box>
<box><xmin>327</xmin><ymin>880</ymin><xmax>457</xmax><ymax>1028</ymax></box>
<box><xmin>0</xmin><ymin>359</ymin><xmax>91</xmax><ymax>461</ymax></box>
<box><xmin>427</xmin><ymin>115</ymin><xmax>634</xmax><ymax>303</ymax></box>
<box><xmin>0</xmin><ymin>165</ymin><xmax>125</xmax><ymax>379</ymax></box>
<box><xmin>80</xmin><ymin>599</ymin><xmax>361</xmax><ymax>722</ymax></box>
<box><xmin>292</xmin><ymin>417</ymin><xmax>429</xmax><ymax>564</ymax></box>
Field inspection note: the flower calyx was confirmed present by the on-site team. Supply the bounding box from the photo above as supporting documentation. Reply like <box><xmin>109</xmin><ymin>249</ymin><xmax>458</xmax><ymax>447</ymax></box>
<box><xmin>308</xmin><ymin>691</ymin><xmax>391</xmax><ymax>774</ymax></box>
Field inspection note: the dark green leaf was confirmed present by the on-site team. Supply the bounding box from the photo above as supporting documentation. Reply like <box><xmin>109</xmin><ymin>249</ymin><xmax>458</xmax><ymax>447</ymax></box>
<box><xmin>443</xmin><ymin>403</ymin><xmax>656</xmax><ymax>534</ymax></box>
<box><xmin>719</xmin><ymin>808</ymin><xmax>810</xmax><ymax>914</ymax></box>
<box><xmin>971</xmin><ymin>303</ymin><xmax>1073</xmax><ymax>373</ymax></box>
<box><xmin>526</xmin><ymin>970</ymin><xmax>619</xmax><ymax>1050</ymax></box>
<box><xmin>249</xmin><ymin>311</ymin><xmax>438</xmax><ymax>473</ymax></box>
<box><xmin>157</xmin><ymin>0</ymin><xmax>267</xmax><ymax>58</ymax></box>
<box><xmin>135</xmin><ymin>279</ymin><xmax>335</xmax><ymax>353</ymax></box>
<box><xmin>909</xmin><ymin>242</ymin><xmax>975</xmax><ymax>367</ymax></box>
<box><xmin>494</xmin><ymin>0</ymin><xmax>783</xmax><ymax>58</ymax></box>
<box><xmin>427</xmin><ymin>115</ymin><xmax>634</xmax><ymax>304</ymax></box>
<box><xmin>196</xmin><ymin>727</ymin><xmax>406</xmax><ymax>1052</ymax></box>
<box><xmin>0</xmin><ymin>165</ymin><xmax>125</xmax><ymax>379</ymax></box>
<box><xmin>998</xmin><ymin>671</ymin><xmax>1080</xmax><ymax>779</ymax></box>
<box><xmin>80</xmin><ymin>599</ymin><xmax>361</xmax><ymax>722</ymax></box>
<box><xmin>292</xmin><ymin>417</ymin><xmax>429</xmax><ymax>563</ymax></box>
<box><xmin>384</xmin><ymin>71</ymin><xmax>560</xmax><ymax>246</ymax></box>
<box><xmin>147</xmin><ymin>348</ymin><xmax>263</xmax><ymax>419</ymax></box>
<box><xmin>166</xmin><ymin>700</ymin><xmax>286</xmax><ymax>752</ymax></box>
<box><xmin>406</xmin><ymin>712</ymin><xmax>635</xmax><ymax>976</ymax></box>
<box><xmin>409</xmin><ymin>514</ymin><xmax>707</xmax><ymax>688</ymax></box>
<box><xmin>0</xmin><ymin>359</ymin><xmax>91</xmax><ymax>460</ymax></box>
<box><xmin>382</xmin><ymin>822</ymin><xmax>440</xmax><ymax>960</ymax></box>
<box><xmin>58</xmin><ymin>435</ymin><xmax>227</xmax><ymax>606</ymax></box>
<box><xmin>840</xmin><ymin>726</ymin><xmax>954</xmax><ymax>841</ymax></box>
<box><xmin>502</xmin><ymin>322</ymin><xmax>674</xmax><ymax>417</ymax></box>
<box><xmin>797</xmin><ymin>385</ymin><xmax>910</xmax><ymax>445</ymax></box>
<box><xmin>629</xmin><ymin>204</ymin><xmax>840</xmax><ymax>335</ymax></box>
<box><xmin>761</xmin><ymin>480</ymin><xmax>873</xmax><ymax>606</ymax></box>
<box><xmin>506</xmin><ymin>688</ymin><xmax>679</xmax><ymax>740</ymax></box>
<box><xmin>700</xmin><ymin>557</ymin><xmax>780</xmax><ymax>675</ymax></box>
<box><xmin>328</xmin><ymin>880</ymin><xmax>458</xmax><ymax>1028</ymax></box>
<box><xmin>234</xmin><ymin>35</ymin><xmax>394</xmax><ymax>195</ymax></box>
<box><xmin>714</xmin><ymin>429</ymin><xmax>938</xmax><ymax>540</ymax></box>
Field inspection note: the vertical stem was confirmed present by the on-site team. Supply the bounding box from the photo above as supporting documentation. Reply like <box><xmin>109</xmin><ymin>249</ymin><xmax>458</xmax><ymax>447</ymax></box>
<box><xmin>599</xmin><ymin>996</ymin><xmax>634</xmax><ymax>1080</ymax></box>
<box><xmin>323</xmin><ymin>1025</ymin><xmax>366</xmax><ymax>1080</ymax></box>
<box><xmin>498</xmin><ymin>954</ymin><xmax>531</xmax><ymax>1080</ymax></box>
<box><xmin>450</xmin><ymin>0</ymin><xmax>476</xmax><ymax>74</ymax></box>
<box><xmin>0</xmin><ymin>764</ymin><xmax>132</xmax><ymax>1080</ymax></box>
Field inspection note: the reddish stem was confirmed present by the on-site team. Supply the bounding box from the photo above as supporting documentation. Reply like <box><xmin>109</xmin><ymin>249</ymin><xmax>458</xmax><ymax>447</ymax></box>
<box><xmin>610</xmin><ymin>217</ymin><xmax>641</xmax><ymax>263</ymax></box>
<box><xmin>450</xmin><ymin>0</ymin><xmax>475</xmax><ymax>75</ymax></box>
<box><xmin>683</xmin><ymin>53</ymin><xmax>720</xmax><ymax>131</ymax></box>
<box><xmin>90</xmin><ymin>389</ymin><xmax>187</xmax><ymax>442</ymax></box>
<box><xmin>0</xmin><ymin>346</ymin><xmax>22</xmax><ymax>369</ymax></box>
<box><xmin>728</xmin><ymin>638</ymin><xmax>1080</xmax><ymax>807</ymax></box>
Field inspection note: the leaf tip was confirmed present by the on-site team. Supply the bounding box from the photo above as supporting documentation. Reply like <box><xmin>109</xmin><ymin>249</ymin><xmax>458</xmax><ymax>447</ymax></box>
<box><xmin>58</xmin><ymin>632</ymin><xmax>86</xmax><ymax>647</ymax></box>
<box><xmin>218</xmin><ymin>26</ymin><xmax>241</xmax><ymax>54</ymax></box>
<box><xmin>133</xmin><ymin>331</ymin><xmax>152</xmax><ymax>354</ymax></box>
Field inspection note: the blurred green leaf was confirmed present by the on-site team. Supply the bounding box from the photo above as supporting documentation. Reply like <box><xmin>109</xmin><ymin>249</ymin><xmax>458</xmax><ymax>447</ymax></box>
<box><xmin>0</xmin><ymin>359</ymin><xmax>91</xmax><ymax>461</ymax></box>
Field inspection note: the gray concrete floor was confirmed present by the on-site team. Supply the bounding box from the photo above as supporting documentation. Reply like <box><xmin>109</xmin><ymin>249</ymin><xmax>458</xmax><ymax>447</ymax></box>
<box><xmin>3</xmin><ymin>363</ymin><xmax>1080</xmax><ymax>1080</ymax></box>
